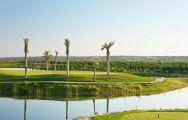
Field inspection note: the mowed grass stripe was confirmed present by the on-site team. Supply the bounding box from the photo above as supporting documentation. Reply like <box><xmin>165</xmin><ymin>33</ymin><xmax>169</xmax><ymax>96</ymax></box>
<box><xmin>0</xmin><ymin>70</ymin><xmax>153</xmax><ymax>82</ymax></box>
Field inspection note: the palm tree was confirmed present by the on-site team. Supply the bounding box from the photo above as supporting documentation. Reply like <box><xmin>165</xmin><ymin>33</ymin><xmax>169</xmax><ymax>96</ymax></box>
<box><xmin>93</xmin><ymin>61</ymin><xmax>99</xmax><ymax>82</ymax></box>
<box><xmin>64</xmin><ymin>38</ymin><xmax>70</xmax><ymax>77</ymax></box>
<box><xmin>101</xmin><ymin>41</ymin><xmax>115</xmax><ymax>76</ymax></box>
<box><xmin>54</xmin><ymin>50</ymin><xmax>59</xmax><ymax>71</ymax></box>
<box><xmin>43</xmin><ymin>51</ymin><xmax>52</xmax><ymax>71</ymax></box>
<box><xmin>23</xmin><ymin>38</ymin><xmax>29</xmax><ymax>79</ymax></box>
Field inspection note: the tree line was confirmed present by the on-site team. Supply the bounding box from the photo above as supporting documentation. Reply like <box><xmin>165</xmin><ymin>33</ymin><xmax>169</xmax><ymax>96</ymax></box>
<box><xmin>4</xmin><ymin>61</ymin><xmax>188</xmax><ymax>74</ymax></box>
<box><xmin>30</xmin><ymin>61</ymin><xmax>188</xmax><ymax>74</ymax></box>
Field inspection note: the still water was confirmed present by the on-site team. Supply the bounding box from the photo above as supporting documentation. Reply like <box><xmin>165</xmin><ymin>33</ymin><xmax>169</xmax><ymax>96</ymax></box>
<box><xmin>0</xmin><ymin>87</ymin><xmax>188</xmax><ymax>120</ymax></box>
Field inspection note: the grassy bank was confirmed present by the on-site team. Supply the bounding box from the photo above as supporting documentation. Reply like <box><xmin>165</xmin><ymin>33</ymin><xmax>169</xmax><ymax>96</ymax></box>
<box><xmin>93</xmin><ymin>109</ymin><xmax>188</xmax><ymax>120</ymax></box>
<box><xmin>0</xmin><ymin>70</ymin><xmax>188</xmax><ymax>101</ymax></box>
<box><xmin>0</xmin><ymin>70</ymin><xmax>153</xmax><ymax>82</ymax></box>
<box><xmin>0</xmin><ymin>78</ymin><xmax>188</xmax><ymax>100</ymax></box>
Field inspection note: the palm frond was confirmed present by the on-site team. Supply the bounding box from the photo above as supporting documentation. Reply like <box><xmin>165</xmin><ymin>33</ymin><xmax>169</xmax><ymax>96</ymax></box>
<box><xmin>108</xmin><ymin>41</ymin><xmax>115</xmax><ymax>48</ymax></box>
<box><xmin>64</xmin><ymin>38</ymin><xmax>70</xmax><ymax>47</ymax></box>
<box><xmin>101</xmin><ymin>41</ymin><xmax>115</xmax><ymax>50</ymax></box>
<box><xmin>101</xmin><ymin>43</ymin><xmax>108</xmax><ymax>51</ymax></box>
<box><xmin>55</xmin><ymin>50</ymin><xmax>59</xmax><ymax>56</ymax></box>
<box><xmin>93</xmin><ymin>61</ymin><xmax>99</xmax><ymax>68</ymax></box>
<box><xmin>65</xmin><ymin>38</ymin><xmax>70</xmax><ymax>55</ymax></box>
<box><xmin>43</xmin><ymin>51</ymin><xmax>52</xmax><ymax>62</ymax></box>
<box><xmin>23</xmin><ymin>38</ymin><xmax>29</xmax><ymax>53</ymax></box>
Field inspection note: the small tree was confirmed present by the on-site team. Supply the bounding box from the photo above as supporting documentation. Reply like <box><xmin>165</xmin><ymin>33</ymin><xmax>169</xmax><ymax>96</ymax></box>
<box><xmin>93</xmin><ymin>61</ymin><xmax>99</xmax><ymax>82</ymax></box>
<box><xmin>43</xmin><ymin>51</ymin><xmax>52</xmax><ymax>71</ymax></box>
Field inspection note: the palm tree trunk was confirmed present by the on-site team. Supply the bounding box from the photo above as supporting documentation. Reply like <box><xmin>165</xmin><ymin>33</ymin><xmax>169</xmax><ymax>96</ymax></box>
<box><xmin>67</xmin><ymin>55</ymin><xmax>69</xmax><ymax>77</ymax></box>
<box><xmin>24</xmin><ymin>100</ymin><xmax>27</xmax><ymax>120</ymax></box>
<box><xmin>54</xmin><ymin>56</ymin><xmax>57</xmax><ymax>71</ymax></box>
<box><xmin>107</xmin><ymin>53</ymin><xmax>110</xmax><ymax>76</ymax></box>
<box><xmin>25</xmin><ymin>53</ymin><xmax>28</xmax><ymax>79</ymax></box>
<box><xmin>46</xmin><ymin>62</ymin><xmax>49</xmax><ymax>71</ymax></box>
<box><xmin>93</xmin><ymin>67</ymin><xmax>96</xmax><ymax>82</ymax></box>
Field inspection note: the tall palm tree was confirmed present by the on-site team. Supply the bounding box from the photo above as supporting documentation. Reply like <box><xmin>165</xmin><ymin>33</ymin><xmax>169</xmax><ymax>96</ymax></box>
<box><xmin>54</xmin><ymin>50</ymin><xmax>59</xmax><ymax>71</ymax></box>
<box><xmin>24</xmin><ymin>38</ymin><xmax>29</xmax><ymax>79</ymax></box>
<box><xmin>101</xmin><ymin>41</ymin><xmax>115</xmax><ymax>76</ymax></box>
<box><xmin>64</xmin><ymin>38</ymin><xmax>70</xmax><ymax>77</ymax></box>
<box><xmin>43</xmin><ymin>51</ymin><xmax>52</xmax><ymax>71</ymax></box>
<box><xmin>93</xmin><ymin>61</ymin><xmax>99</xmax><ymax>82</ymax></box>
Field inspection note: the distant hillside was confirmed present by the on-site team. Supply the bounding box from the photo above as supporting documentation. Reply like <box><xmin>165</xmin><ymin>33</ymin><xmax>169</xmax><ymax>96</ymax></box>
<box><xmin>1</xmin><ymin>56</ymin><xmax>188</xmax><ymax>62</ymax></box>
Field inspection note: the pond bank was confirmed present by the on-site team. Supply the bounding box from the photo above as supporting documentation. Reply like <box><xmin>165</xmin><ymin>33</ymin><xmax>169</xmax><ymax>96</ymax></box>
<box><xmin>0</xmin><ymin>78</ymin><xmax>187</xmax><ymax>100</ymax></box>
<box><xmin>1</xmin><ymin>81</ymin><xmax>188</xmax><ymax>120</ymax></box>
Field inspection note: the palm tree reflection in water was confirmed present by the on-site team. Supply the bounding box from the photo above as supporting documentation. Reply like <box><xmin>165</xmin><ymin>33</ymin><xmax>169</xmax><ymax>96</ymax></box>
<box><xmin>66</xmin><ymin>101</ymin><xmax>68</xmax><ymax>120</ymax></box>
<box><xmin>107</xmin><ymin>99</ymin><xmax>109</xmax><ymax>113</ymax></box>
<box><xmin>24</xmin><ymin>100</ymin><xmax>27</xmax><ymax>120</ymax></box>
<box><xmin>21</xmin><ymin>99</ymin><xmax>111</xmax><ymax>120</ymax></box>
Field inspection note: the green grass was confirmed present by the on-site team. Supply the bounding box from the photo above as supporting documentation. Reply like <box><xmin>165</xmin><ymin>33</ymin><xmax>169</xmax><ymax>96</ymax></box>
<box><xmin>93</xmin><ymin>110</ymin><xmax>188</xmax><ymax>120</ymax></box>
<box><xmin>0</xmin><ymin>70</ymin><xmax>153</xmax><ymax>82</ymax></box>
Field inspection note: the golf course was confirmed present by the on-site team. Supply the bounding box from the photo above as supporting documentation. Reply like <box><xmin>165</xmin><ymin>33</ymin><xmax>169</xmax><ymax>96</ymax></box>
<box><xmin>1</xmin><ymin>69</ymin><xmax>188</xmax><ymax>120</ymax></box>
<box><xmin>1</xmin><ymin>0</ymin><xmax>188</xmax><ymax>119</ymax></box>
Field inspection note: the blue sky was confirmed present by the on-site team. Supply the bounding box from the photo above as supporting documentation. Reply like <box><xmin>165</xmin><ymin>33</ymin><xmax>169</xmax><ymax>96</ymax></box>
<box><xmin>0</xmin><ymin>0</ymin><xmax>188</xmax><ymax>57</ymax></box>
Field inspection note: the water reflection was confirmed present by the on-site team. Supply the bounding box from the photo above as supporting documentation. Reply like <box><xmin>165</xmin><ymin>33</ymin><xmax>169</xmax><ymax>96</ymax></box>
<box><xmin>107</xmin><ymin>99</ymin><xmax>109</xmax><ymax>113</ymax></box>
<box><xmin>21</xmin><ymin>98</ymin><xmax>111</xmax><ymax>120</ymax></box>
<box><xmin>66</xmin><ymin>101</ymin><xmax>68</xmax><ymax>120</ymax></box>
<box><xmin>93</xmin><ymin>99</ymin><xmax>96</xmax><ymax>115</ymax></box>
<box><xmin>24</xmin><ymin>100</ymin><xmax>27</xmax><ymax>120</ymax></box>
<box><xmin>1</xmin><ymin>87</ymin><xmax>188</xmax><ymax>120</ymax></box>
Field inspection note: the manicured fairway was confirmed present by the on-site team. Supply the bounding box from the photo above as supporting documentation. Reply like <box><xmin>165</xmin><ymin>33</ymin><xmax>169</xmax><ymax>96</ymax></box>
<box><xmin>120</xmin><ymin>112</ymin><xmax>188</xmax><ymax>120</ymax></box>
<box><xmin>0</xmin><ymin>70</ymin><xmax>153</xmax><ymax>82</ymax></box>
<box><xmin>93</xmin><ymin>111</ymin><xmax>188</xmax><ymax>120</ymax></box>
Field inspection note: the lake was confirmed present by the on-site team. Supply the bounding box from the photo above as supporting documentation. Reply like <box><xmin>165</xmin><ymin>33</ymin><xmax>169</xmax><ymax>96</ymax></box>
<box><xmin>0</xmin><ymin>87</ymin><xmax>188</xmax><ymax>120</ymax></box>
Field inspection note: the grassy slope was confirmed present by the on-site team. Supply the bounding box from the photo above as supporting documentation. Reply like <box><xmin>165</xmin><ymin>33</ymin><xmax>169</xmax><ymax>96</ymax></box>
<box><xmin>94</xmin><ymin>78</ymin><xmax>188</xmax><ymax>97</ymax></box>
<box><xmin>0</xmin><ymin>70</ymin><xmax>153</xmax><ymax>82</ymax></box>
<box><xmin>0</xmin><ymin>78</ymin><xmax>187</xmax><ymax>100</ymax></box>
<box><xmin>140</xmin><ymin>78</ymin><xmax>188</xmax><ymax>93</ymax></box>
<box><xmin>93</xmin><ymin>110</ymin><xmax>188</xmax><ymax>120</ymax></box>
